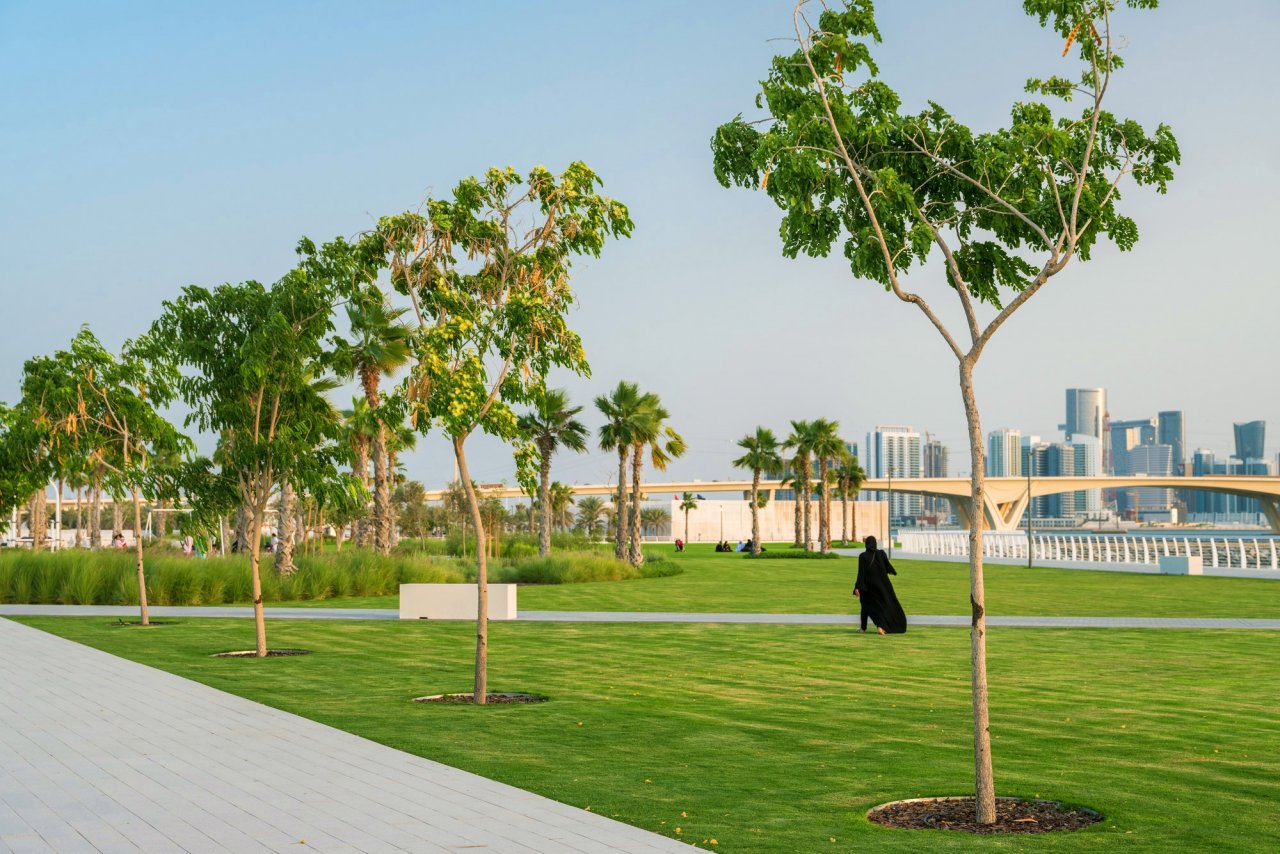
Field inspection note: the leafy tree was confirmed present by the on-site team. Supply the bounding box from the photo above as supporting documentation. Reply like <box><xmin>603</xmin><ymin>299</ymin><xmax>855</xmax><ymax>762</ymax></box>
<box><xmin>518</xmin><ymin>388</ymin><xmax>589</xmax><ymax>556</ymax></box>
<box><xmin>149</xmin><ymin>268</ymin><xmax>354</xmax><ymax>656</ymax></box>
<box><xmin>733</xmin><ymin>427</ymin><xmax>782</xmax><ymax>555</ymax></box>
<box><xmin>627</xmin><ymin>390</ymin><xmax>685</xmax><ymax>566</ymax></box>
<box><xmin>381</xmin><ymin>163</ymin><xmax>632</xmax><ymax>703</ymax></box>
<box><xmin>596</xmin><ymin>381</ymin><xmax>646</xmax><ymax>561</ymax></box>
<box><xmin>574</xmin><ymin>495</ymin><xmax>607</xmax><ymax>540</ymax></box>
<box><xmin>678</xmin><ymin>492</ymin><xmax>699</xmax><ymax>543</ymax></box>
<box><xmin>712</xmin><ymin>0</ymin><xmax>1178</xmax><ymax>821</ymax></box>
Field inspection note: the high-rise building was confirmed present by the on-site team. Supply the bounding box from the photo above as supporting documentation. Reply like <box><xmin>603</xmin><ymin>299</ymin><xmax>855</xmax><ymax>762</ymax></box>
<box><xmin>921</xmin><ymin>435</ymin><xmax>949</xmax><ymax>520</ymax></box>
<box><xmin>1125</xmin><ymin>444</ymin><xmax>1174</xmax><ymax>513</ymax></box>
<box><xmin>1191</xmin><ymin>448</ymin><xmax>1216</xmax><ymax>514</ymax></box>
<box><xmin>1024</xmin><ymin>441</ymin><xmax>1076</xmax><ymax>519</ymax></box>
<box><xmin>1109</xmin><ymin>417</ymin><xmax>1157</xmax><ymax>475</ymax></box>
<box><xmin>986</xmin><ymin>429</ymin><xmax>1022</xmax><ymax>477</ymax></box>
<box><xmin>1063</xmin><ymin>388</ymin><xmax>1106</xmax><ymax>440</ymax></box>
<box><xmin>1071</xmin><ymin>434</ymin><xmax>1102</xmax><ymax>514</ymax></box>
<box><xmin>869</xmin><ymin>425</ymin><xmax>922</xmax><ymax>521</ymax></box>
<box><xmin>1157</xmin><ymin>411</ymin><xmax>1186</xmax><ymax>475</ymax></box>
<box><xmin>1234</xmin><ymin>420</ymin><xmax>1266</xmax><ymax>463</ymax></box>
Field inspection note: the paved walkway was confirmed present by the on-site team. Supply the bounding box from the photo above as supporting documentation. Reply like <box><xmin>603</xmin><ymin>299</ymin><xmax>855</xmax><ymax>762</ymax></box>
<box><xmin>2</xmin><ymin>604</ymin><xmax>1279</xmax><ymax>629</ymax></box>
<box><xmin>0</xmin><ymin>619</ymin><xmax>690</xmax><ymax>853</ymax></box>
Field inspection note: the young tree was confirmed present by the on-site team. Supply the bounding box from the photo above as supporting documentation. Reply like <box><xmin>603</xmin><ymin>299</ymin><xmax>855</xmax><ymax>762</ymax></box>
<box><xmin>712</xmin><ymin>0</ymin><xmax>1178</xmax><ymax>821</ymax></box>
<box><xmin>150</xmin><ymin>268</ymin><xmax>351</xmax><ymax>656</ymax></box>
<box><xmin>381</xmin><ymin>163</ymin><xmax>632</xmax><ymax>703</ymax></box>
<box><xmin>733</xmin><ymin>428</ymin><xmax>782</xmax><ymax>555</ymax></box>
<box><xmin>678</xmin><ymin>492</ymin><xmax>699</xmax><ymax>543</ymax></box>
<box><xmin>517</xmin><ymin>388</ymin><xmax>589</xmax><ymax>556</ymax></box>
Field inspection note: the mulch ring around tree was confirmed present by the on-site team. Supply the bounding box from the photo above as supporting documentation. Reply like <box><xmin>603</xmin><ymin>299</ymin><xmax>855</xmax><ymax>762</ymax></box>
<box><xmin>413</xmin><ymin>692</ymin><xmax>549</xmax><ymax>705</ymax></box>
<box><xmin>867</xmin><ymin>797</ymin><xmax>1103</xmax><ymax>834</ymax></box>
<box><xmin>111</xmin><ymin>620</ymin><xmax>179</xmax><ymax>627</ymax></box>
<box><xmin>211</xmin><ymin>649</ymin><xmax>312</xmax><ymax>658</ymax></box>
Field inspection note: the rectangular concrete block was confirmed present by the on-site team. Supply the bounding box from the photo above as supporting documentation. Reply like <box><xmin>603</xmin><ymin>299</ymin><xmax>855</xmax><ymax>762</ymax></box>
<box><xmin>399</xmin><ymin>584</ymin><xmax>518</xmax><ymax>620</ymax></box>
<box><xmin>1159</xmin><ymin>555</ymin><xmax>1203</xmax><ymax>575</ymax></box>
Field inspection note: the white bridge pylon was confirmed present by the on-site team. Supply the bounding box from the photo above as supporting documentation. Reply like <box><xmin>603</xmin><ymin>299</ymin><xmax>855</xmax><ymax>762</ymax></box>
<box><xmin>423</xmin><ymin>476</ymin><xmax>1280</xmax><ymax>533</ymax></box>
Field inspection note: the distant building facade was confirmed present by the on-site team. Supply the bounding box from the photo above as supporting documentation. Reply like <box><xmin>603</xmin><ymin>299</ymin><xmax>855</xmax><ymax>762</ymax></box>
<box><xmin>986</xmin><ymin>429</ymin><xmax>1022</xmax><ymax>478</ymax></box>
<box><xmin>868</xmin><ymin>425</ymin><xmax>921</xmax><ymax>521</ymax></box>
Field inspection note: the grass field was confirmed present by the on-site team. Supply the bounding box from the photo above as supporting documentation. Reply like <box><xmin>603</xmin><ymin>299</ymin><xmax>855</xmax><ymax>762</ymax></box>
<box><xmin>14</xmin><ymin>614</ymin><xmax>1280</xmax><ymax>852</ymax></box>
<box><xmin>268</xmin><ymin>545</ymin><xmax>1280</xmax><ymax>619</ymax></box>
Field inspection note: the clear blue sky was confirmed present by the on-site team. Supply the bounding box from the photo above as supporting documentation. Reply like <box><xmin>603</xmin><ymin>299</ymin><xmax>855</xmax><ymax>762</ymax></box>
<box><xmin>3</xmin><ymin>1</ymin><xmax>1278</xmax><ymax>486</ymax></box>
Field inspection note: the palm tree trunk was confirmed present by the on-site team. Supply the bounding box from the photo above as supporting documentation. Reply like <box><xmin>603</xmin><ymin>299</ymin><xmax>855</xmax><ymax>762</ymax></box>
<box><xmin>373</xmin><ymin>421</ymin><xmax>390</xmax><ymax>554</ymax></box>
<box><xmin>538</xmin><ymin>448</ymin><xmax>552</xmax><ymax>557</ymax></box>
<box><xmin>275</xmin><ymin>481</ymin><xmax>296</xmax><ymax>575</ymax></box>
<box><xmin>960</xmin><ymin>360</ymin><xmax>996</xmax><ymax>824</ymax></box>
<box><xmin>751</xmin><ymin>468</ymin><xmax>761</xmax><ymax>555</ymax></box>
<box><xmin>354</xmin><ymin>440</ymin><xmax>370</xmax><ymax>548</ymax></box>
<box><xmin>841</xmin><ymin>482</ymin><xmax>848</xmax><ymax>545</ymax></box>
<box><xmin>684</xmin><ymin>508</ymin><xmax>690</xmax><ymax>543</ymax></box>
<box><xmin>793</xmin><ymin>487</ymin><xmax>802</xmax><ymax>547</ymax></box>
<box><xmin>629</xmin><ymin>443</ymin><xmax>644</xmax><ymax>566</ymax></box>
<box><xmin>818</xmin><ymin>458</ymin><xmax>830</xmax><ymax>552</ymax></box>
<box><xmin>131</xmin><ymin>487</ymin><xmax>150</xmax><ymax>626</ymax></box>
<box><xmin>452</xmin><ymin>435</ymin><xmax>489</xmax><ymax>705</ymax></box>
<box><xmin>614</xmin><ymin>447</ymin><xmax>628</xmax><ymax>561</ymax></box>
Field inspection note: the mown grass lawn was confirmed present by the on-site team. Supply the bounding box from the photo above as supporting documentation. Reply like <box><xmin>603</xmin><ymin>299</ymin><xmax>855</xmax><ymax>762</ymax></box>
<box><xmin>271</xmin><ymin>545</ymin><xmax>1280</xmax><ymax>619</ymax></box>
<box><xmin>14</xmin><ymin>615</ymin><xmax>1280</xmax><ymax>852</ymax></box>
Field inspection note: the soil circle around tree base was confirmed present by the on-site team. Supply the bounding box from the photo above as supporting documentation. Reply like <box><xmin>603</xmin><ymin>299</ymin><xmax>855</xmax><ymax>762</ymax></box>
<box><xmin>413</xmin><ymin>692</ymin><xmax>549</xmax><ymax>705</ymax></box>
<box><xmin>212</xmin><ymin>649</ymin><xmax>312</xmax><ymax>658</ymax></box>
<box><xmin>867</xmin><ymin>797</ymin><xmax>1103</xmax><ymax>834</ymax></box>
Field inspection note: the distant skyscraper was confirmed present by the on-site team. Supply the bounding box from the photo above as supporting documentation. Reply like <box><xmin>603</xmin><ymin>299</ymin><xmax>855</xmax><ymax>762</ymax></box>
<box><xmin>1109</xmin><ymin>417</ymin><xmax>1157</xmax><ymax>475</ymax></box>
<box><xmin>1125</xmin><ymin>444</ymin><xmax>1174</xmax><ymax>513</ymax></box>
<box><xmin>986</xmin><ymin>429</ymin><xmax>1022</xmax><ymax>477</ymax></box>
<box><xmin>1071</xmin><ymin>434</ymin><xmax>1102</xmax><ymax>514</ymax></box>
<box><xmin>1157</xmin><ymin>411</ymin><xmax>1186</xmax><ymax>475</ymax></box>
<box><xmin>1234</xmin><ymin>420</ymin><xmax>1266</xmax><ymax>463</ymax></box>
<box><xmin>1025</xmin><ymin>441</ymin><xmax>1076</xmax><ymax>519</ymax></box>
<box><xmin>922</xmin><ymin>434</ymin><xmax>950</xmax><ymax>520</ymax></box>
<box><xmin>1063</xmin><ymin>388</ymin><xmax>1106</xmax><ymax>440</ymax></box>
<box><xmin>870</xmin><ymin>425</ymin><xmax>922</xmax><ymax>521</ymax></box>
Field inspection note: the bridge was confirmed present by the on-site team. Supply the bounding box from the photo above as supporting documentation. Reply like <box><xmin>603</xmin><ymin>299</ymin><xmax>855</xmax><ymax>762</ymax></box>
<box><xmin>425</xmin><ymin>476</ymin><xmax>1280</xmax><ymax>533</ymax></box>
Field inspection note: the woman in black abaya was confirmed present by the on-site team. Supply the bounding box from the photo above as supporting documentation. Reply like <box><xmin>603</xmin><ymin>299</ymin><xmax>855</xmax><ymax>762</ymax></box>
<box><xmin>853</xmin><ymin>535</ymin><xmax>907</xmax><ymax>634</ymax></box>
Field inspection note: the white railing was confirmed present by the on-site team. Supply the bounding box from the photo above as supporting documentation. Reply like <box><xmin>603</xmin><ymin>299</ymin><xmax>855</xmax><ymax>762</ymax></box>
<box><xmin>898</xmin><ymin>530</ymin><xmax>1280</xmax><ymax>571</ymax></box>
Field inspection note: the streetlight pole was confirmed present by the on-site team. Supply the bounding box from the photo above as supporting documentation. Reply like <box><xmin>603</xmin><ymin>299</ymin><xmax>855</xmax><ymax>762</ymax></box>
<box><xmin>1026</xmin><ymin>448</ymin><xmax>1035</xmax><ymax>569</ymax></box>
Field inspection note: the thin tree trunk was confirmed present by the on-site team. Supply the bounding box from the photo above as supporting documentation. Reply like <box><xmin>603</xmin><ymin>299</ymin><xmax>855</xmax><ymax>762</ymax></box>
<box><xmin>112</xmin><ymin>498</ymin><xmax>122</xmax><ymax>540</ymax></box>
<box><xmin>74</xmin><ymin>487</ymin><xmax>84</xmax><ymax>548</ymax></box>
<box><xmin>629</xmin><ymin>442</ymin><xmax>644</xmax><ymax>567</ymax></box>
<box><xmin>538</xmin><ymin>447</ymin><xmax>552</xmax><ymax>557</ymax></box>
<box><xmin>31</xmin><ymin>491</ymin><xmax>46</xmax><ymax>552</ymax></box>
<box><xmin>90</xmin><ymin>483</ymin><xmax>102</xmax><ymax>549</ymax></box>
<box><xmin>354</xmin><ymin>439</ymin><xmax>370</xmax><ymax>548</ymax></box>
<box><xmin>793</xmin><ymin>484</ymin><xmax>802</xmax><ymax>547</ymax></box>
<box><xmin>233</xmin><ymin>505</ymin><xmax>247</xmax><ymax>552</ymax></box>
<box><xmin>802</xmin><ymin>456</ymin><xmax>812</xmax><ymax>551</ymax></box>
<box><xmin>219</xmin><ymin>516</ymin><xmax>229</xmax><ymax>556</ymax></box>
<box><xmin>248</xmin><ymin>500</ymin><xmax>268</xmax><ymax>657</ymax></box>
<box><xmin>317</xmin><ymin>510</ymin><xmax>325</xmax><ymax>553</ymax></box>
<box><xmin>335</xmin><ymin>521</ymin><xmax>344</xmax><ymax>552</ymax></box>
<box><xmin>373</xmin><ymin>422</ymin><xmax>389</xmax><ymax>554</ymax></box>
<box><xmin>275</xmin><ymin>481</ymin><xmax>296</xmax><ymax>574</ymax></box>
<box><xmin>841</xmin><ymin>485</ymin><xmax>848</xmax><ymax>545</ymax></box>
<box><xmin>960</xmin><ymin>360</ymin><xmax>996</xmax><ymax>824</ymax></box>
<box><xmin>614</xmin><ymin>447</ymin><xmax>628</xmax><ymax>560</ymax></box>
<box><xmin>684</xmin><ymin>508</ymin><xmax>690</xmax><ymax>543</ymax></box>
<box><xmin>818</xmin><ymin>459</ymin><xmax>829</xmax><ymax>552</ymax></box>
<box><xmin>131</xmin><ymin>487</ymin><xmax>150</xmax><ymax>626</ymax></box>
<box><xmin>453</xmin><ymin>435</ymin><xmax>489</xmax><ymax>705</ymax></box>
<box><xmin>750</xmin><ymin>468</ymin><xmax>761</xmax><ymax>555</ymax></box>
<box><xmin>156</xmin><ymin>497</ymin><xmax>168</xmax><ymax>541</ymax></box>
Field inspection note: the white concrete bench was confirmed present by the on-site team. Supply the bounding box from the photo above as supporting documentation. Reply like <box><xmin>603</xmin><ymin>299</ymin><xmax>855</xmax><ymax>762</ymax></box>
<box><xmin>1159</xmin><ymin>555</ymin><xmax>1203</xmax><ymax>576</ymax></box>
<box><xmin>399</xmin><ymin>584</ymin><xmax>518</xmax><ymax>620</ymax></box>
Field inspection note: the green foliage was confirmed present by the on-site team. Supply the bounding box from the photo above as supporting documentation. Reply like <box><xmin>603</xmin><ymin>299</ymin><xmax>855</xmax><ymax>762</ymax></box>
<box><xmin>744</xmin><ymin>549</ymin><xmax>843</xmax><ymax>560</ymax></box>
<box><xmin>491</xmin><ymin>552</ymin><xmax>680</xmax><ymax>585</ymax></box>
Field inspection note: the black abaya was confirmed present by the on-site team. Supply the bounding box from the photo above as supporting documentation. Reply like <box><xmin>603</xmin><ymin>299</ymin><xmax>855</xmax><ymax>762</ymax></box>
<box><xmin>854</xmin><ymin>549</ymin><xmax>907</xmax><ymax>633</ymax></box>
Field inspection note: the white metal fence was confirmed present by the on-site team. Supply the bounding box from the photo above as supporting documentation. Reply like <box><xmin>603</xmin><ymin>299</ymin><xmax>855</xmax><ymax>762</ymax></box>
<box><xmin>898</xmin><ymin>530</ymin><xmax>1280</xmax><ymax>571</ymax></box>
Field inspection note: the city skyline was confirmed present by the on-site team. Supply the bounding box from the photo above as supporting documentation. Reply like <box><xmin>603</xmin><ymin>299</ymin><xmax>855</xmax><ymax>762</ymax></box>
<box><xmin>2</xmin><ymin>1</ymin><xmax>1277</xmax><ymax>489</ymax></box>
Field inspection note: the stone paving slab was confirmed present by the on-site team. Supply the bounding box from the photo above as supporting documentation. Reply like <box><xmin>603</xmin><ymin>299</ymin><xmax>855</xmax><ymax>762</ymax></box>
<box><xmin>0</xmin><ymin>618</ymin><xmax>691</xmax><ymax>853</ymax></box>
<box><xmin>2</xmin><ymin>604</ymin><xmax>1279</xmax><ymax>629</ymax></box>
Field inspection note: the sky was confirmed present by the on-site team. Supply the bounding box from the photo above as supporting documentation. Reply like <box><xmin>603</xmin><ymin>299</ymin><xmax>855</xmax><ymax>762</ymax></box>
<box><xmin>2</xmin><ymin>0</ymin><xmax>1278</xmax><ymax>490</ymax></box>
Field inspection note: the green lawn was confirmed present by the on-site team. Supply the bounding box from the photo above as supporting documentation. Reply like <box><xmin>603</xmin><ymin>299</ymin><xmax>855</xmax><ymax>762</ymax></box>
<box><xmin>14</xmin><ymin>615</ymin><xmax>1280</xmax><ymax>852</ymax></box>
<box><xmin>268</xmin><ymin>545</ymin><xmax>1280</xmax><ymax>619</ymax></box>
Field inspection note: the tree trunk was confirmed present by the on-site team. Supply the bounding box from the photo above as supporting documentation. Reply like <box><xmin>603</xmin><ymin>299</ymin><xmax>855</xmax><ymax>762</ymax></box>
<box><xmin>453</xmin><ymin>435</ymin><xmax>489</xmax><ymax>705</ymax></box>
<box><xmin>614</xmin><ymin>447</ymin><xmax>628</xmax><ymax>561</ymax></box>
<box><xmin>750</xmin><ymin>469</ymin><xmax>761</xmax><ymax>555</ymax></box>
<box><xmin>373</xmin><ymin>421</ymin><xmax>390</xmax><ymax>554</ymax></box>
<box><xmin>131</xmin><ymin>488</ymin><xmax>150</xmax><ymax>626</ymax></box>
<box><xmin>792</xmin><ymin>484</ymin><xmax>802</xmax><ymax>547</ymax></box>
<box><xmin>538</xmin><ymin>446</ymin><xmax>552</xmax><ymax>557</ymax></box>
<box><xmin>802</xmin><ymin>456</ymin><xmax>812</xmax><ymax>551</ymax></box>
<box><xmin>233</xmin><ymin>505</ymin><xmax>247</xmax><ymax>552</ymax></box>
<box><xmin>388</xmin><ymin>448</ymin><xmax>400</xmax><ymax>549</ymax></box>
<box><xmin>219</xmin><ymin>516</ymin><xmax>229</xmax><ymax>556</ymax></box>
<box><xmin>90</xmin><ymin>483</ymin><xmax>102</xmax><ymax>549</ymax></box>
<box><xmin>628</xmin><ymin>442</ymin><xmax>644</xmax><ymax>567</ymax></box>
<box><xmin>684</xmin><ymin>508</ymin><xmax>690</xmax><ymax>543</ymax></box>
<box><xmin>275</xmin><ymin>481</ymin><xmax>296</xmax><ymax>575</ymax></box>
<box><xmin>156</xmin><ymin>497</ymin><xmax>168</xmax><ymax>541</ymax></box>
<box><xmin>111</xmin><ymin>497</ymin><xmax>122</xmax><ymax>539</ymax></box>
<box><xmin>248</xmin><ymin>500</ymin><xmax>268</xmax><ymax>657</ymax></box>
<box><xmin>31</xmin><ymin>491</ymin><xmax>46</xmax><ymax>552</ymax></box>
<box><xmin>818</xmin><ymin>458</ymin><xmax>830</xmax><ymax>552</ymax></box>
<box><xmin>960</xmin><ymin>360</ymin><xmax>996</xmax><ymax>824</ymax></box>
<box><xmin>74</xmin><ymin>487</ymin><xmax>84</xmax><ymax>548</ymax></box>
<box><xmin>841</xmin><ymin>485</ymin><xmax>848</xmax><ymax>545</ymax></box>
<box><xmin>335</xmin><ymin>521</ymin><xmax>344</xmax><ymax>552</ymax></box>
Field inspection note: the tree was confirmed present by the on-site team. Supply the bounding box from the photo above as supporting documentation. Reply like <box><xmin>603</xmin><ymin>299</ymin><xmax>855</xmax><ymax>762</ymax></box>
<box><xmin>18</xmin><ymin>328</ymin><xmax>189</xmax><ymax>624</ymax></box>
<box><xmin>784</xmin><ymin>420</ymin><xmax>818</xmax><ymax>550</ymax></box>
<box><xmin>518</xmin><ymin>388</ymin><xmax>589</xmax><ymax>556</ymax></box>
<box><xmin>639</xmin><ymin>505</ymin><xmax>670</xmax><ymax>539</ymax></box>
<box><xmin>678</xmin><ymin>492</ymin><xmax>699</xmax><ymax>543</ymax></box>
<box><xmin>150</xmin><ymin>267</ymin><xmax>353</xmax><ymax>657</ymax></box>
<box><xmin>835</xmin><ymin>457</ymin><xmax>867</xmax><ymax>544</ymax></box>
<box><xmin>733</xmin><ymin>428</ymin><xmax>782</xmax><ymax>555</ymax></box>
<box><xmin>809</xmin><ymin>419</ymin><xmax>847</xmax><ymax>552</ymax></box>
<box><xmin>382</xmin><ymin>163</ymin><xmax>632</xmax><ymax>704</ymax></box>
<box><xmin>596</xmin><ymin>381</ymin><xmax>646</xmax><ymax>561</ymax></box>
<box><xmin>548</xmin><ymin>481</ymin><xmax>576</xmax><ymax>532</ymax></box>
<box><xmin>574</xmin><ymin>495</ymin><xmax>606</xmax><ymax>540</ymax></box>
<box><xmin>332</xmin><ymin>288</ymin><xmax>413</xmax><ymax>554</ymax></box>
<box><xmin>712</xmin><ymin>0</ymin><xmax>1177</xmax><ymax>821</ymax></box>
<box><xmin>627</xmin><ymin>391</ymin><xmax>685</xmax><ymax>566</ymax></box>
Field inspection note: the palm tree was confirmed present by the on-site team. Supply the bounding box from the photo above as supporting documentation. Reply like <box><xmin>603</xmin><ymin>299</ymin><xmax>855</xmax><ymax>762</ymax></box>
<box><xmin>628</xmin><ymin>393</ymin><xmax>685</xmax><ymax>566</ymax></box>
<box><xmin>596</xmin><ymin>381</ymin><xmax>645</xmax><ymax>561</ymax></box>
<box><xmin>332</xmin><ymin>291</ymin><xmax>413</xmax><ymax>554</ymax></box>
<box><xmin>733</xmin><ymin>427</ymin><xmax>782</xmax><ymax>555</ymax></box>
<box><xmin>678</xmin><ymin>492</ymin><xmax>699</xmax><ymax>543</ymax></box>
<box><xmin>549</xmin><ymin>482</ymin><xmax>576</xmax><ymax>532</ymax></box>
<box><xmin>575</xmin><ymin>496</ymin><xmax>606</xmax><ymax>540</ymax></box>
<box><xmin>809</xmin><ymin>419</ymin><xmax>847</xmax><ymax>553</ymax></box>
<box><xmin>339</xmin><ymin>399</ymin><xmax>377</xmax><ymax>547</ymax></box>
<box><xmin>835</xmin><ymin>457</ymin><xmax>867</xmax><ymax>545</ymax></box>
<box><xmin>518</xmin><ymin>388</ymin><xmax>589</xmax><ymax>556</ymax></box>
<box><xmin>640</xmin><ymin>505</ymin><xmax>670</xmax><ymax>540</ymax></box>
<box><xmin>784</xmin><ymin>420</ymin><xmax>818</xmax><ymax>550</ymax></box>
